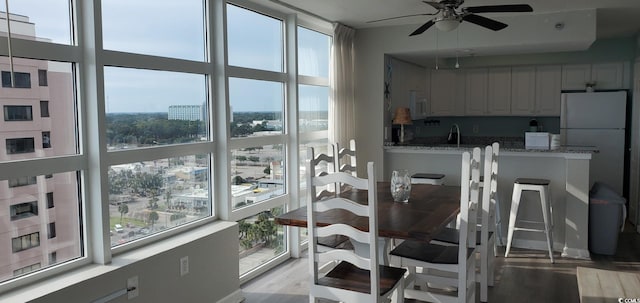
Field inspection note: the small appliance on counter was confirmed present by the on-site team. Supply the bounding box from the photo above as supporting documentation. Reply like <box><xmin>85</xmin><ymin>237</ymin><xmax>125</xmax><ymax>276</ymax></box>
<box><xmin>525</xmin><ymin>132</ymin><xmax>550</xmax><ymax>150</ymax></box>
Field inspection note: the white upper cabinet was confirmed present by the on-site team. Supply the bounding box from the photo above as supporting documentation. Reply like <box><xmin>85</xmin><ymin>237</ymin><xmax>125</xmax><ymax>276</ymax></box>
<box><xmin>591</xmin><ymin>62</ymin><xmax>625</xmax><ymax>89</ymax></box>
<box><xmin>562</xmin><ymin>62</ymin><xmax>625</xmax><ymax>90</ymax></box>
<box><xmin>562</xmin><ymin>64</ymin><xmax>591</xmax><ymax>90</ymax></box>
<box><xmin>465</xmin><ymin>68</ymin><xmax>488</xmax><ymax>115</ymax></box>
<box><xmin>430</xmin><ymin>69</ymin><xmax>465</xmax><ymax>116</ymax></box>
<box><xmin>511</xmin><ymin>66</ymin><xmax>536</xmax><ymax>115</ymax></box>
<box><xmin>535</xmin><ymin>65</ymin><xmax>562</xmax><ymax>116</ymax></box>
<box><xmin>487</xmin><ymin>67</ymin><xmax>512</xmax><ymax>115</ymax></box>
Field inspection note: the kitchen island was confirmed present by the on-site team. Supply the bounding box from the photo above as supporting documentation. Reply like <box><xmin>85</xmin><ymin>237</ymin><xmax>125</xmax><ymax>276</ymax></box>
<box><xmin>384</xmin><ymin>144</ymin><xmax>593</xmax><ymax>259</ymax></box>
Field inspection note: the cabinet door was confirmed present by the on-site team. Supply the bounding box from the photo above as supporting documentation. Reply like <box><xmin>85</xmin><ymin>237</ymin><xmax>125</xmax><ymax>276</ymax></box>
<box><xmin>487</xmin><ymin>67</ymin><xmax>512</xmax><ymax>115</ymax></box>
<box><xmin>465</xmin><ymin>68</ymin><xmax>488</xmax><ymax>115</ymax></box>
<box><xmin>562</xmin><ymin>64</ymin><xmax>591</xmax><ymax>90</ymax></box>
<box><xmin>592</xmin><ymin>62</ymin><xmax>624</xmax><ymax>90</ymax></box>
<box><xmin>511</xmin><ymin>66</ymin><xmax>536</xmax><ymax>115</ymax></box>
<box><xmin>536</xmin><ymin>65</ymin><xmax>562</xmax><ymax>116</ymax></box>
<box><xmin>430</xmin><ymin>69</ymin><xmax>457</xmax><ymax>116</ymax></box>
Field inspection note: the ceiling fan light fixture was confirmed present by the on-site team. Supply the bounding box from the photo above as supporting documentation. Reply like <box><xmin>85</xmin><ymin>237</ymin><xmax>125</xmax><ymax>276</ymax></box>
<box><xmin>435</xmin><ymin>19</ymin><xmax>460</xmax><ymax>32</ymax></box>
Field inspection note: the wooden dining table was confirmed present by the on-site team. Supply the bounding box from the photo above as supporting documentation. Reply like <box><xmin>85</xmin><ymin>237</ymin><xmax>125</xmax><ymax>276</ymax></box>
<box><xmin>275</xmin><ymin>182</ymin><xmax>461</xmax><ymax>243</ymax></box>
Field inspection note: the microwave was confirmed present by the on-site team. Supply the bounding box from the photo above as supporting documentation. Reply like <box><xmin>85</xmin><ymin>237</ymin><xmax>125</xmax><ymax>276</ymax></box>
<box><xmin>525</xmin><ymin>132</ymin><xmax>550</xmax><ymax>150</ymax></box>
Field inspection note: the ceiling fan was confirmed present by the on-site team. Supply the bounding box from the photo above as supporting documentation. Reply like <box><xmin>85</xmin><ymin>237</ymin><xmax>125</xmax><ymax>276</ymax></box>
<box><xmin>368</xmin><ymin>0</ymin><xmax>533</xmax><ymax>36</ymax></box>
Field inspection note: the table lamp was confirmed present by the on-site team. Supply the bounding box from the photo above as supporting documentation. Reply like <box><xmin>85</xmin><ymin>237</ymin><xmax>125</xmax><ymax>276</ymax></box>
<box><xmin>392</xmin><ymin>107</ymin><xmax>412</xmax><ymax>144</ymax></box>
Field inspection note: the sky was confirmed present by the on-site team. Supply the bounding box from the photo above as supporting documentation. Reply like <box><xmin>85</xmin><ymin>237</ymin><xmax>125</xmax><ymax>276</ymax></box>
<box><xmin>5</xmin><ymin>0</ymin><xmax>330</xmax><ymax>113</ymax></box>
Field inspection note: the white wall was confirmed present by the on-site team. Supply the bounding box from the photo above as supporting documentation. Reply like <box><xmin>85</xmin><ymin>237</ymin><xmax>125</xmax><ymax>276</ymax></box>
<box><xmin>1</xmin><ymin>222</ymin><xmax>241</xmax><ymax>303</ymax></box>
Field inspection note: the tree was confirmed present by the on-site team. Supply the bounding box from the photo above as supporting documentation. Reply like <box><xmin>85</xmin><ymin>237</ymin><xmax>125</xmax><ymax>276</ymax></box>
<box><xmin>164</xmin><ymin>190</ymin><xmax>172</xmax><ymax>209</ymax></box>
<box><xmin>118</xmin><ymin>203</ymin><xmax>129</xmax><ymax>224</ymax></box>
<box><xmin>263</xmin><ymin>166</ymin><xmax>271</xmax><ymax>174</ymax></box>
<box><xmin>248</xmin><ymin>156</ymin><xmax>260</xmax><ymax>163</ymax></box>
<box><xmin>148</xmin><ymin>211</ymin><xmax>159</xmax><ymax>229</ymax></box>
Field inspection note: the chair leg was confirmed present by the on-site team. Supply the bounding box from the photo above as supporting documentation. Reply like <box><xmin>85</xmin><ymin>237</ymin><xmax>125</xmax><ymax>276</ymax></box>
<box><xmin>480</xmin><ymin>243</ymin><xmax>488</xmax><ymax>302</ymax></box>
<box><xmin>539</xmin><ymin>187</ymin><xmax>554</xmax><ymax>263</ymax></box>
<box><xmin>505</xmin><ymin>184</ymin><xmax>522</xmax><ymax>257</ymax></box>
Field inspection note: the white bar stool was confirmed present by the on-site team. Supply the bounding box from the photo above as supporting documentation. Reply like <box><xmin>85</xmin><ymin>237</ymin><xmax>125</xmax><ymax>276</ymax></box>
<box><xmin>411</xmin><ymin>173</ymin><xmax>445</xmax><ymax>185</ymax></box>
<box><xmin>504</xmin><ymin>178</ymin><xmax>554</xmax><ymax>263</ymax></box>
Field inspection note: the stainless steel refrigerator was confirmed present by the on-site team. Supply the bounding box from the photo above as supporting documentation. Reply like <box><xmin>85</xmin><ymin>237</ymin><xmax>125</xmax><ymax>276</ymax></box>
<box><xmin>560</xmin><ymin>91</ymin><xmax>627</xmax><ymax>195</ymax></box>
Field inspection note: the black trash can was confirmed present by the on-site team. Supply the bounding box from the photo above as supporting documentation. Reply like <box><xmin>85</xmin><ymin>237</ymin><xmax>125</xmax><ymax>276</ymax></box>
<box><xmin>588</xmin><ymin>182</ymin><xmax>627</xmax><ymax>255</ymax></box>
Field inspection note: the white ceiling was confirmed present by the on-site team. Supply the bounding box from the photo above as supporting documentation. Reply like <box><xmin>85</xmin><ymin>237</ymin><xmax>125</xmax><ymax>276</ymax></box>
<box><xmin>264</xmin><ymin>0</ymin><xmax>640</xmax><ymax>39</ymax></box>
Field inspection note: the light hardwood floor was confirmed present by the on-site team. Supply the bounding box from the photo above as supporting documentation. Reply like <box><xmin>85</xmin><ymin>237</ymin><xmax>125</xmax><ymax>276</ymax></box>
<box><xmin>241</xmin><ymin>225</ymin><xmax>640</xmax><ymax>303</ymax></box>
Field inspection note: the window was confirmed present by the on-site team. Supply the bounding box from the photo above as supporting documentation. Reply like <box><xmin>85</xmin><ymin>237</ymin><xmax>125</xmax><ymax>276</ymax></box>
<box><xmin>6</xmin><ymin>137</ymin><xmax>35</xmax><ymax>154</ymax></box>
<box><xmin>227</xmin><ymin>4</ymin><xmax>284</xmax><ymax>72</ymax></box>
<box><xmin>9</xmin><ymin>176</ymin><xmax>37</xmax><ymax>187</ymax></box>
<box><xmin>228</xmin><ymin>78</ymin><xmax>284</xmax><ymax>138</ymax></box>
<box><xmin>13</xmin><ymin>263</ymin><xmax>41</xmax><ymax>277</ymax></box>
<box><xmin>40</xmin><ymin>101</ymin><xmax>50</xmax><ymax>117</ymax></box>
<box><xmin>12</xmin><ymin>232</ymin><xmax>40</xmax><ymax>252</ymax></box>
<box><xmin>46</xmin><ymin>192</ymin><xmax>54</xmax><ymax>208</ymax></box>
<box><xmin>108</xmin><ymin>155</ymin><xmax>211</xmax><ymax>247</ymax></box>
<box><xmin>103</xmin><ymin>67</ymin><xmax>208</xmax><ymax>150</ymax></box>
<box><xmin>298</xmin><ymin>27</ymin><xmax>330</xmax><ymax>78</ymax></box>
<box><xmin>49</xmin><ymin>252</ymin><xmax>57</xmax><ymax>264</ymax></box>
<box><xmin>231</xmin><ymin>144</ymin><xmax>285</xmax><ymax>210</ymax></box>
<box><xmin>42</xmin><ymin>132</ymin><xmax>51</xmax><ymax>148</ymax></box>
<box><xmin>2</xmin><ymin>71</ymin><xmax>32</xmax><ymax>88</ymax></box>
<box><xmin>4</xmin><ymin>105</ymin><xmax>33</xmax><ymax>121</ymax></box>
<box><xmin>238</xmin><ymin>207</ymin><xmax>286</xmax><ymax>276</ymax></box>
<box><xmin>38</xmin><ymin>69</ymin><xmax>48</xmax><ymax>86</ymax></box>
<box><xmin>10</xmin><ymin>201</ymin><xmax>38</xmax><ymax>220</ymax></box>
<box><xmin>101</xmin><ymin>0</ymin><xmax>205</xmax><ymax>61</ymax></box>
<box><xmin>48</xmin><ymin>223</ymin><xmax>56</xmax><ymax>239</ymax></box>
<box><xmin>298</xmin><ymin>85</ymin><xmax>329</xmax><ymax>132</ymax></box>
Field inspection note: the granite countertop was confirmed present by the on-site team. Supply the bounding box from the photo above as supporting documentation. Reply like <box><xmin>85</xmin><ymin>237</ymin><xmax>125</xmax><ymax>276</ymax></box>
<box><xmin>383</xmin><ymin>143</ymin><xmax>597</xmax><ymax>154</ymax></box>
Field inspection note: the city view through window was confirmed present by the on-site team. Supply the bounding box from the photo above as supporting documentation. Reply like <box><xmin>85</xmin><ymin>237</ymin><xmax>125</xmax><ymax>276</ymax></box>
<box><xmin>0</xmin><ymin>1</ymin><xmax>330</xmax><ymax>285</ymax></box>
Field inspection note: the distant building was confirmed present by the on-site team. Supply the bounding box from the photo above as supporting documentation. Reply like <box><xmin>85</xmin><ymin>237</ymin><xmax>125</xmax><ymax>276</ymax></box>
<box><xmin>168</xmin><ymin>104</ymin><xmax>204</xmax><ymax>121</ymax></box>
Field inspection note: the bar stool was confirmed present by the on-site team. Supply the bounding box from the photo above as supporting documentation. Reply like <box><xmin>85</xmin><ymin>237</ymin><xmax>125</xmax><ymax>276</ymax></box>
<box><xmin>411</xmin><ymin>173</ymin><xmax>445</xmax><ymax>185</ymax></box>
<box><xmin>505</xmin><ymin>178</ymin><xmax>554</xmax><ymax>263</ymax></box>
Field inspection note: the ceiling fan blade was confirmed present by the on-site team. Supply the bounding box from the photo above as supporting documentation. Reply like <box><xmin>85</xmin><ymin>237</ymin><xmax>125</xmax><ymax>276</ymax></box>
<box><xmin>465</xmin><ymin>4</ymin><xmax>533</xmax><ymax>14</ymax></box>
<box><xmin>422</xmin><ymin>1</ymin><xmax>444</xmax><ymax>10</ymax></box>
<box><xmin>409</xmin><ymin>20</ymin><xmax>435</xmax><ymax>36</ymax></box>
<box><xmin>462</xmin><ymin>14</ymin><xmax>508</xmax><ymax>31</ymax></box>
<box><xmin>367</xmin><ymin>12</ymin><xmax>438</xmax><ymax>23</ymax></box>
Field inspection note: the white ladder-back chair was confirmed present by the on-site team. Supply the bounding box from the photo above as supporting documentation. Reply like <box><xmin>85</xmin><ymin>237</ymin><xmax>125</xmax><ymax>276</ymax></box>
<box><xmin>334</xmin><ymin>139</ymin><xmax>357</xmax><ymax>193</ymax></box>
<box><xmin>428</xmin><ymin>144</ymin><xmax>499</xmax><ymax>302</ymax></box>
<box><xmin>307</xmin><ymin>147</ymin><xmax>352</xmax><ymax>252</ymax></box>
<box><xmin>307</xmin><ymin>161</ymin><xmax>406</xmax><ymax>303</ymax></box>
<box><xmin>389</xmin><ymin>148</ymin><xmax>481</xmax><ymax>303</ymax></box>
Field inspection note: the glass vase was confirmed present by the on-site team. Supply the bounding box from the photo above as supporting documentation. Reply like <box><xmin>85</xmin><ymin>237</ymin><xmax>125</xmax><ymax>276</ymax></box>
<box><xmin>390</xmin><ymin>169</ymin><xmax>411</xmax><ymax>203</ymax></box>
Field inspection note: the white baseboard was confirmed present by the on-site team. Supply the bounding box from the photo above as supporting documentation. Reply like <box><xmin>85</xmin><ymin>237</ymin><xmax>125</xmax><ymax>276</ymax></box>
<box><xmin>217</xmin><ymin>289</ymin><xmax>244</xmax><ymax>303</ymax></box>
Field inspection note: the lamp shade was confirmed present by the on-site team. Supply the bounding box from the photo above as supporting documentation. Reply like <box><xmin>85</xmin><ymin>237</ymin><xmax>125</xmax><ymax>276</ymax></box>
<box><xmin>392</xmin><ymin>107</ymin><xmax>413</xmax><ymax>125</ymax></box>
<box><xmin>435</xmin><ymin>19</ymin><xmax>459</xmax><ymax>32</ymax></box>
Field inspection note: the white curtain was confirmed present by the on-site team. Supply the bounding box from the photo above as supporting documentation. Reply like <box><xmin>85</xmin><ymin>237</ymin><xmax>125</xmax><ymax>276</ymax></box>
<box><xmin>329</xmin><ymin>23</ymin><xmax>356</xmax><ymax>148</ymax></box>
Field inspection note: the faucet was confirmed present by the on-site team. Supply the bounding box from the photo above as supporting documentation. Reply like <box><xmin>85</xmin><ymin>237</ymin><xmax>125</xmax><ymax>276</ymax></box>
<box><xmin>448</xmin><ymin>124</ymin><xmax>460</xmax><ymax>147</ymax></box>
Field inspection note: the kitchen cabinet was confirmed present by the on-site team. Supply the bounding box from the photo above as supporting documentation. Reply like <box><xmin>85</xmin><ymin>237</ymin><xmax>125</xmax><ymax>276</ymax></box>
<box><xmin>464</xmin><ymin>68</ymin><xmax>488</xmax><ymax>115</ymax></box>
<box><xmin>430</xmin><ymin>69</ymin><xmax>465</xmax><ymax>116</ymax></box>
<box><xmin>591</xmin><ymin>62</ymin><xmax>625</xmax><ymax>89</ymax></box>
<box><xmin>535</xmin><ymin>65</ymin><xmax>562</xmax><ymax>115</ymax></box>
<box><xmin>487</xmin><ymin>67</ymin><xmax>512</xmax><ymax>115</ymax></box>
<box><xmin>562</xmin><ymin>62</ymin><xmax>625</xmax><ymax>90</ymax></box>
<box><xmin>511</xmin><ymin>66</ymin><xmax>536</xmax><ymax>115</ymax></box>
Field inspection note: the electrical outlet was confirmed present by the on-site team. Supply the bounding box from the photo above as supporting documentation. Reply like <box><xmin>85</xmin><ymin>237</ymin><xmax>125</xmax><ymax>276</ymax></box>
<box><xmin>127</xmin><ymin>276</ymin><xmax>139</xmax><ymax>299</ymax></box>
<box><xmin>180</xmin><ymin>256</ymin><xmax>189</xmax><ymax>276</ymax></box>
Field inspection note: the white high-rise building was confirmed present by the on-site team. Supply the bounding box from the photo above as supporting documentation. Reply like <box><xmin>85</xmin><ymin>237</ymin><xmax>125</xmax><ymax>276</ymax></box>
<box><xmin>168</xmin><ymin>104</ymin><xmax>204</xmax><ymax>121</ymax></box>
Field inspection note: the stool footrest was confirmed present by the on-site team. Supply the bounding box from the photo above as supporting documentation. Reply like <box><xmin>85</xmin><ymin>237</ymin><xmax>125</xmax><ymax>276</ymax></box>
<box><xmin>513</xmin><ymin>227</ymin><xmax>546</xmax><ymax>233</ymax></box>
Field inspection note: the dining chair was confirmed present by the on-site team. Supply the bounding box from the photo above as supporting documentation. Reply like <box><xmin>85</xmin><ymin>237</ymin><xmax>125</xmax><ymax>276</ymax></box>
<box><xmin>307</xmin><ymin>147</ymin><xmax>353</xmax><ymax>254</ymax></box>
<box><xmin>389</xmin><ymin>148</ymin><xmax>481</xmax><ymax>303</ymax></box>
<box><xmin>427</xmin><ymin>144</ymin><xmax>499</xmax><ymax>302</ymax></box>
<box><xmin>307</xmin><ymin>160</ymin><xmax>406</xmax><ymax>303</ymax></box>
<box><xmin>334</xmin><ymin>139</ymin><xmax>357</xmax><ymax>193</ymax></box>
